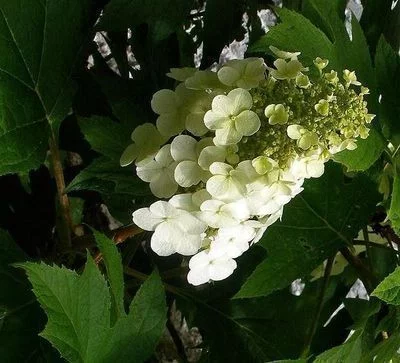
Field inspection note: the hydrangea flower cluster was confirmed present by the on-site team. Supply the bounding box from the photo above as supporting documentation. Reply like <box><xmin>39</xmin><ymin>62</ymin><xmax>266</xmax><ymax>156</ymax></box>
<box><xmin>121</xmin><ymin>47</ymin><xmax>374</xmax><ymax>286</ymax></box>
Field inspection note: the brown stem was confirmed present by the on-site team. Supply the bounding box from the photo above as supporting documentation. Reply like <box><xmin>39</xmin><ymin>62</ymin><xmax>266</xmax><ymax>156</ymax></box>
<box><xmin>340</xmin><ymin>247</ymin><xmax>377</xmax><ymax>293</ymax></box>
<box><xmin>49</xmin><ymin>132</ymin><xmax>72</xmax><ymax>250</ymax></box>
<box><xmin>300</xmin><ymin>256</ymin><xmax>334</xmax><ymax>358</ymax></box>
<box><xmin>94</xmin><ymin>224</ymin><xmax>144</xmax><ymax>264</ymax></box>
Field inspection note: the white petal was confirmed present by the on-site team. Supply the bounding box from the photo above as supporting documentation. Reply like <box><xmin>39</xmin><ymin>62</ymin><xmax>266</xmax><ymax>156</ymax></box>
<box><xmin>136</xmin><ymin>160</ymin><xmax>161</xmax><ymax>182</ymax></box>
<box><xmin>155</xmin><ymin>144</ymin><xmax>174</xmax><ymax>166</ymax></box>
<box><xmin>287</xmin><ymin>124</ymin><xmax>302</xmax><ymax>140</ymax></box>
<box><xmin>307</xmin><ymin>160</ymin><xmax>325</xmax><ymax>178</ymax></box>
<box><xmin>175</xmin><ymin>233</ymin><xmax>203</xmax><ymax>256</ymax></box>
<box><xmin>132</xmin><ymin>207</ymin><xmax>162</xmax><ymax>231</ymax></box>
<box><xmin>223</xmin><ymin>199</ymin><xmax>250</xmax><ymax>221</ymax></box>
<box><xmin>218</xmin><ymin>66</ymin><xmax>241</xmax><ymax>86</ymax></box>
<box><xmin>189</xmin><ymin>250</ymin><xmax>211</xmax><ymax>269</ymax></box>
<box><xmin>149</xmin><ymin>200</ymin><xmax>179</xmax><ymax>218</ymax></box>
<box><xmin>167</xmin><ymin>67</ymin><xmax>197</xmax><ymax>81</ymax></box>
<box><xmin>185</xmin><ymin>112</ymin><xmax>209</xmax><ymax>136</ymax></box>
<box><xmin>211</xmin><ymin>94</ymin><xmax>234</xmax><ymax>116</ymax></box>
<box><xmin>192</xmin><ymin>189</ymin><xmax>212</xmax><ymax>207</ymax></box>
<box><xmin>204</xmin><ymin>110</ymin><xmax>230</xmax><ymax>130</ymax></box>
<box><xmin>214</xmin><ymin>126</ymin><xmax>242</xmax><ymax>145</ymax></box>
<box><xmin>176</xmin><ymin>210</ymin><xmax>207</xmax><ymax>234</ymax></box>
<box><xmin>120</xmin><ymin>143</ymin><xmax>138</xmax><ymax>166</ymax></box>
<box><xmin>151</xmin><ymin>222</ymin><xmax>183</xmax><ymax>256</ymax></box>
<box><xmin>187</xmin><ymin>268</ymin><xmax>211</xmax><ymax>285</ymax></box>
<box><xmin>209</xmin><ymin>162</ymin><xmax>232</xmax><ymax>175</ymax></box>
<box><xmin>151</xmin><ymin>89</ymin><xmax>179</xmax><ymax>114</ymax></box>
<box><xmin>234</xmin><ymin>110</ymin><xmax>261</xmax><ymax>136</ymax></box>
<box><xmin>198</xmin><ymin>146</ymin><xmax>227</xmax><ymax>170</ymax></box>
<box><xmin>174</xmin><ymin>161</ymin><xmax>204</xmax><ymax>187</ymax></box>
<box><xmin>169</xmin><ymin>193</ymin><xmax>197</xmax><ymax>211</ymax></box>
<box><xmin>228</xmin><ymin>88</ymin><xmax>253</xmax><ymax>114</ymax></box>
<box><xmin>150</xmin><ymin>172</ymin><xmax>178</xmax><ymax>198</ymax></box>
<box><xmin>170</xmin><ymin>135</ymin><xmax>197</xmax><ymax>162</ymax></box>
<box><xmin>156</xmin><ymin>113</ymin><xmax>185</xmax><ymax>137</ymax></box>
<box><xmin>209</xmin><ymin>258</ymin><xmax>237</xmax><ymax>281</ymax></box>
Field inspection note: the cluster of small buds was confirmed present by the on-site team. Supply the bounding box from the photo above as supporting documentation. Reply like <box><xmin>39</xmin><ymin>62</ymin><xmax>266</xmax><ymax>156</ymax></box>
<box><xmin>121</xmin><ymin>47</ymin><xmax>374</xmax><ymax>286</ymax></box>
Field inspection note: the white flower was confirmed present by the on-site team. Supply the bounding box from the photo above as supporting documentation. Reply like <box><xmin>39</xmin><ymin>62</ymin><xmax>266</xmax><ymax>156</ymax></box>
<box><xmin>325</xmin><ymin>70</ymin><xmax>339</xmax><ymax>84</ymax></box>
<box><xmin>314</xmin><ymin>99</ymin><xmax>329</xmax><ymax>116</ymax></box>
<box><xmin>217</xmin><ymin>58</ymin><xmax>266</xmax><ymax>89</ymax></box>
<box><xmin>269</xmin><ymin>46</ymin><xmax>301</xmax><ymax>60</ymax></box>
<box><xmin>170</xmin><ymin>135</ymin><xmax>212</xmax><ymax>187</ymax></box>
<box><xmin>206</xmin><ymin>162</ymin><xmax>247</xmax><ymax>201</ymax></box>
<box><xmin>264</xmin><ymin>104</ymin><xmax>289</xmax><ymax>125</ymax></box>
<box><xmin>313</xmin><ymin>57</ymin><xmax>329</xmax><ymax>71</ymax></box>
<box><xmin>204</xmin><ymin>88</ymin><xmax>261</xmax><ymax>145</ymax></box>
<box><xmin>251</xmin><ymin>156</ymin><xmax>275</xmax><ymax>175</ymax></box>
<box><xmin>136</xmin><ymin>144</ymin><xmax>178</xmax><ymax>198</ymax></box>
<box><xmin>192</xmin><ymin>189</ymin><xmax>212</xmax><ymax>208</ymax></box>
<box><xmin>291</xmin><ymin>155</ymin><xmax>325</xmax><ymax>179</ymax></box>
<box><xmin>175</xmin><ymin>83</ymin><xmax>214</xmax><ymax>136</ymax></box>
<box><xmin>211</xmin><ymin>223</ymin><xmax>256</xmax><ymax>258</ymax></box>
<box><xmin>199</xmin><ymin>199</ymin><xmax>250</xmax><ymax>228</ymax></box>
<box><xmin>198</xmin><ymin>145</ymin><xmax>228</xmax><ymax>170</ymax></box>
<box><xmin>151</xmin><ymin>89</ymin><xmax>185</xmax><ymax>137</ymax></box>
<box><xmin>185</xmin><ymin>70</ymin><xmax>224</xmax><ymax>90</ymax></box>
<box><xmin>268</xmin><ymin>58</ymin><xmax>308</xmax><ymax>80</ymax></box>
<box><xmin>167</xmin><ymin>67</ymin><xmax>197</xmax><ymax>81</ymax></box>
<box><xmin>120</xmin><ymin>123</ymin><xmax>165</xmax><ymax>166</ymax></box>
<box><xmin>252</xmin><ymin>209</ymin><xmax>284</xmax><ymax>243</ymax></box>
<box><xmin>169</xmin><ymin>193</ymin><xmax>199</xmax><ymax>212</ymax></box>
<box><xmin>295</xmin><ymin>73</ymin><xmax>311</xmax><ymax>88</ymax></box>
<box><xmin>187</xmin><ymin>249</ymin><xmax>237</xmax><ymax>285</ymax></box>
<box><xmin>343</xmin><ymin>69</ymin><xmax>361</xmax><ymax>87</ymax></box>
<box><xmin>287</xmin><ymin>124</ymin><xmax>319</xmax><ymax>150</ymax></box>
<box><xmin>329</xmin><ymin>139</ymin><xmax>358</xmax><ymax>154</ymax></box>
<box><xmin>132</xmin><ymin>201</ymin><xmax>207</xmax><ymax>256</ymax></box>
<box><xmin>246</xmin><ymin>186</ymin><xmax>292</xmax><ymax>216</ymax></box>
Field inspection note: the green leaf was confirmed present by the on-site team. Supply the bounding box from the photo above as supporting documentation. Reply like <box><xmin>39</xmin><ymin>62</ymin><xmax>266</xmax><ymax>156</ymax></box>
<box><xmin>360</xmin><ymin>0</ymin><xmax>400</xmax><ymax>54</ymax></box>
<box><xmin>333</xmin><ymin>128</ymin><xmax>386</xmax><ymax>172</ymax></box>
<box><xmin>388</xmin><ymin>169</ymin><xmax>400</xmax><ymax>237</ymax></box>
<box><xmin>374</xmin><ymin>36</ymin><xmax>400</xmax><ymax>144</ymax></box>
<box><xmin>235</xmin><ymin>162</ymin><xmax>380</xmax><ymax>298</ymax></box>
<box><xmin>92</xmin><ymin>229</ymin><xmax>125</xmax><ymax>320</ymax></box>
<box><xmin>104</xmin><ymin>271</ymin><xmax>167</xmax><ymax>362</ymax></box>
<box><xmin>66</xmin><ymin>157</ymin><xmax>150</xmax><ymax>196</ymax></box>
<box><xmin>361</xmin><ymin>332</ymin><xmax>400</xmax><ymax>363</ymax></box>
<box><xmin>314</xmin><ymin>330</ymin><xmax>364</xmax><ymax>363</ymax></box>
<box><xmin>0</xmin><ymin>229</ymin><xmax>59</xmax><ymax>361</ymax></box>
<box><xmin>315</xmin><ymin>301</ymin><xmax>377</xmax><ymax>363</ymax></box>
<box><xmin>178</xmin><ymin>276</ymin><xmax>352</xmax><ymax>361</ymax></box>
<box><xmin>250</xmin><ymin>8</ymin><xmax>333</xmax><ymax>67</ymax></box>
<box><xmin>372</xmin><ymin>266</ymin><xmax>400</xmax><ymax>305</ymax></box>
<box><xmin>78</xmin><ymin>116</ymin><xmax>133</xmax><ymax>160</ymax></box>
<box><xmin>0</xmin><ymin>0</ymin><xmax>93</xmax><ymax>174</ymax></box>
<box><xmin>17</xmin><ymin>251</ymin><xmax>167</xmax><ymax>362</ymax></box>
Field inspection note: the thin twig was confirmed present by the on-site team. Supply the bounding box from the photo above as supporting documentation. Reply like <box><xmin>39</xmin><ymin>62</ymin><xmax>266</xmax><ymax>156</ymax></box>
<box><xmin>300</xmin><ymin>256</ymin><xmax>335</xmax><ymax>358</ymax></box>
<box><xmin>94</xmin><ymin>224</ymin><xmax>144</xmax><ymax>264</ymax></box>
<box><xmin>49</xmin><ymin>132</ymin><xmax>72</xmax><ymax>250</ymax></box>
<box><xmin>340</xmin><ymin>247</ymin><xmax>377</xmax><ymax>293</ymax></box>
<box><xmin>362</xmin><ymin>227</ymin><xmax>374</xmax><ymax>270</ymax></box>
<box><xmin>353</xmin><ymin>240</ymin><xmax>397</xmax><ymax>254</ymax></box>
